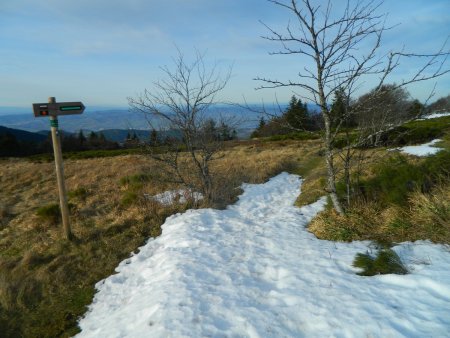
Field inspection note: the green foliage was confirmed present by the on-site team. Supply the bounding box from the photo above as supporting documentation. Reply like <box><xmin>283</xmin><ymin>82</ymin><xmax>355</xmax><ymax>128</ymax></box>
<box><xmin>120</xmin><ymin>191</ymin><xmax>139</xmax><ymax>207</ymax></box>
<box><xmin>68</xmin><ymin>187</ymin><xmax>89</xmax><ymax>201</ymax></box>
<box><xmin>36</xmin><ymin>203</ymin><xmax>76</xmax><ymax>225</ymax></box>
<box><xmin>386</xmin><ymin>116</ymin><xmax>450</xmax><ymax>146</ymax></box>
<box><xmin>265</xmin><ymin>131</ymin><xmax>320</xmax><ymax>142</ymax></box>
<box><xmin>388</xmin><ymin>218</ymin><xmax>412</xmax><ymax>231</ymax></box>
<box><xmin>0</xmin><ymin>209</ymin><xmax>166</xmax><ymax>337</ymax></box>
<box><xmin>119</xmin><ymin>173</ymin><xmax>154</xmax><ymax>207</ymax></box>
<box><xmin>359</xmin><ymin>151</ymin><xmax>450</xmax><ymax>206</ymax></box>
<box><xmin>330</xmin><ymin>87</ymin><xmax>356</xmax><ymax>128</ymax></box>
<box><xmin>29</xmin><ymin>147</ymin><xmax>143</xmax><ymax>162</ymax></box>
<box><xmin>36</xmin><ymin>203</ymin><xmax>61</xmax><ymax>225</ymax></box>
<box><xmin>251</xmin><ymin>96</ymin><xmax>320</xmax><ymax>138</ymax></box>
<box><xmin>364</xmin><ymin>156</ymin><xmax>424</xmax><ymax>205</ymax></box>
<box><xmin>427</xmin><ymin>94</ymin><xmax>450</xmax><ymax>112</ymax></box>
<box><xmin>285</xmin><ymin>95</ymin><xmax>309</xmax><ymax>130</ymax></box>
<box><xmin>120</xmin><ymin>173</ymin><xmax>152</xmax><ymax>189</ymax></box>
<box><xmin>353</xmin><ymin>247</ymin><xmax>408</xmax><ymax>276</ymax></box>
<box><xmin>0</xmin><ymin>132</ymin><xmax>21</xmax><ymax>157</ymax></box>
<box><xmin>328</xmin><ymin>225</ymin><xmax>361</xmax><ymax>242</ymax></box>
<box><xmin>332</xmin><ymin>132</ymin><xmax>358</xmax><ymax>149</ymax></box>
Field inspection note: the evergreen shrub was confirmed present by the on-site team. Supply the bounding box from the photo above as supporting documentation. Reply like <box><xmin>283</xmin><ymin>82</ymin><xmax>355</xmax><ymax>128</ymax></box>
<box><xmin>353</xmin><ymin>247</ymin><xmax>408</xmax><ymax>276</ymax></box>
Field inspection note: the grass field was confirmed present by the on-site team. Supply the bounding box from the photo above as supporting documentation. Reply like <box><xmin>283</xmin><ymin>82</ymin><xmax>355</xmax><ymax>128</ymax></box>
<box><xmin>0</xmin><ymin>115</ymin><xmax>449</xmax><ymax>337</ymax></box>
<box><xmin>0</xmin><ymin>139</ymin><xmax>321</xmax><ymax>337</ymax></box>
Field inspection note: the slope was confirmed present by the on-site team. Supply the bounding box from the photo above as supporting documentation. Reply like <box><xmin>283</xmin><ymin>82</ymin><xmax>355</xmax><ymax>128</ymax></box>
<box><xmin>77</xmin><ymin>173</ymin><xmax>450</xmax><ymax>337</ymax></box>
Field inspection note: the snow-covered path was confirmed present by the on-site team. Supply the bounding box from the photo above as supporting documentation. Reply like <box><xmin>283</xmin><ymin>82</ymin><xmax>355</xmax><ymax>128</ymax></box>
<box><xmin>77</xmin><ymin>173</ymin><xmax>450</xmax><ymax>338</ymax></box>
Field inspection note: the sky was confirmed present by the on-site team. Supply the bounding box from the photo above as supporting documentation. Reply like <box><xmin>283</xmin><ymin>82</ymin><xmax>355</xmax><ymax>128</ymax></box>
<box><xmin>0</xmin><ymin>0</ymin><xmax>449</xmax><ymax>110</ymax></box>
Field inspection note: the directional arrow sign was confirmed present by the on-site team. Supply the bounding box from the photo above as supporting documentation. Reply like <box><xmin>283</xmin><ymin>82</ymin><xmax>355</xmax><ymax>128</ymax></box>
<box><xmin>33</xmin><ymin>102</ymin><xmax>85</xmax><ymax>117</ymax></box>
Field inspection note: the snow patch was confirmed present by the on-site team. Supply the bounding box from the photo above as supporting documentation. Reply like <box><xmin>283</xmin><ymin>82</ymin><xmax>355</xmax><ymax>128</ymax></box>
<box><xmin>395</xmin><ymin>139</ymin><xmax>444</xmax><ymax>157</ymax></box>
<box><xmin>77</xmin><ymin>173</ymin><xmax>450</xmax><ymax>338</ymax></box>
<box><xmin>146</xmin><ymin>189</ymin><xmax>203</xmax><ymax>206</ymax></box>
<box><xmin>418</xmin><ymin>112</ymin><xmax>450</xmax><ymax>120</ymax></box>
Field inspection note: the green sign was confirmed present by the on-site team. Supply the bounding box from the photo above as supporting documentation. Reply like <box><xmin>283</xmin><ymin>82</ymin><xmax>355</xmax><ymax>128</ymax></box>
<box><xmin>60</xmin><ymin>106</ymin><xmax>83</xmax><ymax>111</ymax></box>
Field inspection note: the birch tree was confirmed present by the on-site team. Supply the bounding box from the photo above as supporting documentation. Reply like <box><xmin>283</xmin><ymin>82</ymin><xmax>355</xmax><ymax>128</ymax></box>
<box><xmin>257</xmin><ymin>0</ymin><xmax>449</xmax><ymax>214</ymax></box>
<box><xmin>128</xmin><ymin>50</ymin><xmax>231</xmax><ymax>203</ymax></box>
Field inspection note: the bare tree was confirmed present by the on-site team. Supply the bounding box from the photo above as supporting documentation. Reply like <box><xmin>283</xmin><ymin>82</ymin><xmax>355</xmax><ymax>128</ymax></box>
<box><xmin>257</xmin><ymin>0</ymin><xmax>449</xmax><ymax>214</ymax></box>
<box><xmin>128</xmin><ymin>50</ymin><xmax>232</xmax><ymax>204</ymax></box>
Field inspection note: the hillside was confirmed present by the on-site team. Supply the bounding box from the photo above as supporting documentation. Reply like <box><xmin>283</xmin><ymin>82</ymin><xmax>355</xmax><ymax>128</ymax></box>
<box><xmin>77</xmin><ymin>173</ymin><xmax>450</xmax><ymax>337</ymax></box>
<box><xmin>0</xmin><ymin>113</ymin><xmax>449</xmax><ymax>337</ymax></box>
<box><xmin>0</xmin><ymin>138</ymin><xmax>318</xmax><ymax>337</ymax></box>
<box><xmin>0</xmin><ymin>105</ymin><xmax>269</xmax><ymax>133</ymax></box>
<box><xmin>0</xmin><ymin>126</ymin><xmax>47</xmax><ymax>142</ymax></box>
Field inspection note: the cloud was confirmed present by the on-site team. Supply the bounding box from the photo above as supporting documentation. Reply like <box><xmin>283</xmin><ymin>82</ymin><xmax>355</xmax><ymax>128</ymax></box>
<box><xmin>1</xmin><ymin>0</ymin><xmax>448</xmax><ymax>105</ymax></box>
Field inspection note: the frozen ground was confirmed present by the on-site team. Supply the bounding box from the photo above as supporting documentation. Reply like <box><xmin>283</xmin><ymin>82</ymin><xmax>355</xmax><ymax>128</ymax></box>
<box><xmin>146</xmin><ymin>189</ymin><xmax>204</xmax><ymax>206</ymax></box>
<box><xmin>419</xmin><ymin>111</ymin><xmax>450</xmax><ymax>120</ymax></box>
<box><xmin>77</xmin><ymin>173</ymin><xmax>450</xmax><ymax>338</ymax></box>
<box><xmin>397</xmin><ymin>139</ymin><xmax>444</xmax><ymax>157</ymax></box>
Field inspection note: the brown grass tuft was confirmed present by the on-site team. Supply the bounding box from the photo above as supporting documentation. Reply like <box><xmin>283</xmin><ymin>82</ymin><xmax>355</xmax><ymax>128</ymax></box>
<box><xmin>309</xmin><ymin>182</ymin><xmax>450</xmax><ymax>244</ymax></box>
<box><xmin>0</xmin><ymin>139</ymin><xmax>324</xmax><ymax>337</ymax></box>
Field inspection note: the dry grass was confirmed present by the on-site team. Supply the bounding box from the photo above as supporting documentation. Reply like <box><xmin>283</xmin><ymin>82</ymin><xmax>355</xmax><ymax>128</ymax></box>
<box><xmin>0</xmin><ymin>139</ymin><xmax>321</xmax><ymax>337</ymax></box>
<box><xmin>309</xmin><ymin>182</ymin><xmax>450</xmax><ymax>244</ymax></box>
<box><xmin>1</xmin><ymin>135</ymin><xmax>448</xmax><ymax>336</ymax></box>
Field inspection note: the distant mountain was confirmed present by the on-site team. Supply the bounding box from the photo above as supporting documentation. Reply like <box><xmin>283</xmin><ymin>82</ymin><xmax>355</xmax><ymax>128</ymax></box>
<box><xmin>0</xmin><ymin>126</ymin><xmax>47</xmax><ymax>142</ymax></box>
<box><xmin>0</xmin><ymin>109</ymin><xmax>148</xmax><ymax>133</ymax></box>
<box><xmin>100</xmin><ymin>129</ymin><xmax>151</xmax><ymax>143</ymax></box>
<box><xmin>0</xmin><ymin>104</ymin><xmax>320</xmax><ymax>134</ymax></box>
<box><xmin>98</xmin><ymin>128</ymin><xmax>255</xmax><ymax>142</ymax></box>
<box><xmin>0</xmin><ymin>105</ymin><xmax>269</xmax><ymax>133</ymax></box>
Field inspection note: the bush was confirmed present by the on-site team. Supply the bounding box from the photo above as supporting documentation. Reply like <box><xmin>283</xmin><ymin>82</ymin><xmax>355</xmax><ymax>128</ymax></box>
<box><xmin>68</xmin><ymin>187</ymin><xmax>89</xmax><ymax>201</ymax></box>
<box><xmin>353</xmin><ymin>247</ymin><xmax>408</xmax><ymax>276</ymax></box>
<box><xmin>120</xmin><ymin>191</ymin><xmax>139</xmax><ymax>207</ymax></box>
<box><xmin>358</xmin><ymin>151</ymin><xmax>449</xmax><ymax>206</ymax></box>
<box><xmin>36</xmin><ymin>204</ymin><xmax>61</xmax><ymax>225</ymax></box>
<box><xmin>265</xmin><ymin>131</ymin><xmax>320</xmax><ymax>142</ymax></box>
<box><xmin>36</xmin><ymin>203</ymin><xmax>75</xmax><ymax>225</ymax></box>
<box><xmin>119</xmin><ymin>173</ymin><xmax>152</xmax><ymax>189</ymax></box>
<box><xmin>28</xmin><ymin>147</ymin><xmax>143</xmax><ymax>162</ymax></box>
<box><xmin>384</xmin><ymin>115</ymin><xmax>450</xmax><ymax>146</ymax></box>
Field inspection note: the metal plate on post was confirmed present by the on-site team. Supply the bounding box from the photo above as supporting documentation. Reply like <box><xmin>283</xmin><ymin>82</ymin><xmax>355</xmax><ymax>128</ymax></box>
<box><xmin>32</xmin><ymin>103</ymin><xmax>50</xmax><ymax>117</ymax></box>
<box><xmin>33</xmin><ymin>102</ymin><xmax>85</xmax><ymax>117</ymax></box>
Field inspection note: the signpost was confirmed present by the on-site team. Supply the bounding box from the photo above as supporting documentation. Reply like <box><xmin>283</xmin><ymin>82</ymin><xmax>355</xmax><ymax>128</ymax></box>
<box><xmin>33</xmin><ymin>97</ymin><xmax>85</xmax><ymax>240</ymax></box>
<box><xmin>33</xmin><ymin>101</ymin><xmax>85</xmax><ymax>117</ymax></box>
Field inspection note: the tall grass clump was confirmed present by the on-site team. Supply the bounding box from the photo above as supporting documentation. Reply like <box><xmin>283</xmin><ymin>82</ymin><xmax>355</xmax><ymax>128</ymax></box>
<box><xmin>385</xmin><ymin>115</ymin><xmax>450</xmax><ymax>146</ymax></box>
<box><xmin>353</xmin><ymin>246</ymin><xmax>408</xmax><ymax>276</ymax></box>
<box><xmin>68</xmin><ymin>187</ymin><xmax>89</xmax><ymax>201</ymax></box>
<box><xmin>359</xmin><ymin>151</ymin><xmax>449</xmax><ymax>206</ymax></box>
<box><xmin>309</xmin><ymin>150</ymin><xmax>450</xmax><ymax>244</ymax></box>
<box><xmin>36</xmin><ymin>203</ymin><xmax>61</xmax><ymax>225</ymax></box>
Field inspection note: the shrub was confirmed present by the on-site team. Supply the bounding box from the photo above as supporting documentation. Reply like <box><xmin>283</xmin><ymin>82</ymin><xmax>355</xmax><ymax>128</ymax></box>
<box><xmin>68</xmin><ymin>187</ymin><xmax>89</xmax><ymax>201</ymax></box>
<box><xmin>28</xmin><ymin>148</ymin><xmax>143</xmax><ymax>162</ymax></box>
<box><xmin>36</xmin><ymin>204</ymin><xmax>61</xmax><ymax>225</ymax></box>
<box><xmin>119</xmin><ymin>173</ymin><xmax>152</xmax><ymax>190</ymax></box>
<box><xmin>120</xmin><ymin>191</ymin><xmax>139</xmax><ymax>207</ymax></box>
<box><xmin>353</xmin><ymin>247</ymin><xmax>408</xmax><ymax>276</ymax></box>
<box><xmin>358</xmin><ymin>151</ymin><xmax>449</xmax><ymax>206</ymax></box>
<box><xmin>36</xmin><ymin>203</ymin><xmax>75</xmax><ymax>225</ymax></box>
<box><xmin>265</xmin><ymin>131</ymin><xmax>320</xmax><ymax>142</ymax></box>
<box><xmin>383</xmin><ymin>115</ymin><xmax>450</xmax><ymax>146</ymax></box>
<box><xmin>364</xmin><ymin>155</ymin><xmax>424</xmax><ymax>205</ymax></box>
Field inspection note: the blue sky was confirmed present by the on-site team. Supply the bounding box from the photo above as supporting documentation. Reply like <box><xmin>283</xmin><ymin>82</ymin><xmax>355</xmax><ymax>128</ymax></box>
<box><xmin>0</xmin><ymin>0</ymin><xmax>449</xmax><ymax>109</ymax></box>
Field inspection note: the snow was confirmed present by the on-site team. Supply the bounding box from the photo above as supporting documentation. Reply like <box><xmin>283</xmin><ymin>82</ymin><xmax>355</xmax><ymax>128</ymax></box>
<box><xmin>419</xmin><ymin>112</ymin><xmax>450</xmax><ymax>120</ymax></box>
<box><xmin>396</xmin><ymin>139</ymin><xmax>444</xmax><ymax>157</ymax></box>
<box><xmin>146</xmin><ymin>189</ymin><xmax>204</xmax><ymax>206</ymax></box>
<box><xmin>77</xmin><ymin>173</ymin><xmax>450</xmax><ymax>338</ymax></box>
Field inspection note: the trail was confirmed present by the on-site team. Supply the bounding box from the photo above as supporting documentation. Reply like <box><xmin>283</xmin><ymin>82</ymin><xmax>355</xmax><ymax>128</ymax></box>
<box><xmin>77</xmin><ymin>173</ymin><xmax>450</xmax><ymax>338</ymax></box>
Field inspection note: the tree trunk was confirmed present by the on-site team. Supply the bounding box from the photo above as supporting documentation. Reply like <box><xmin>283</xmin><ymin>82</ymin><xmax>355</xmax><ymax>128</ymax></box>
<box><xmin>323</xmin><ymin>113</ymin><xmax>345</xmax><ymax>215</ymax></box>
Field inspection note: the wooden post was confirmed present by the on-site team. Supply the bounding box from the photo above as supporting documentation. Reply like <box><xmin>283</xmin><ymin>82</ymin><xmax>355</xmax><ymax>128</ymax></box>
<box><xmin>49</xmin><ymin>97</ymin><xmax>72</xmax><ymax>240</ymax></box>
